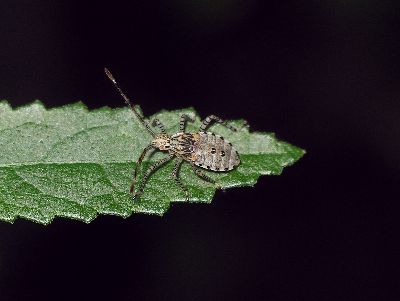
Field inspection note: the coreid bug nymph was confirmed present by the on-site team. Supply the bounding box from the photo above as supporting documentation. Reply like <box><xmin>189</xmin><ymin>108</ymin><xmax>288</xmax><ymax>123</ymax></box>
<box><xmin>105</xmin><ymin>68</ymin><xmax>240</xmax><ymax>201</ymax></box>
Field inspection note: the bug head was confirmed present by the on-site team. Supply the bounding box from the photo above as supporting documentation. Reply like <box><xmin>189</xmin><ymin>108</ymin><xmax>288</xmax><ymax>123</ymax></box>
<box><xmin>152</xmin><ymin>134</ymin><xmax>171</xmax><ymax>151</ymax></box>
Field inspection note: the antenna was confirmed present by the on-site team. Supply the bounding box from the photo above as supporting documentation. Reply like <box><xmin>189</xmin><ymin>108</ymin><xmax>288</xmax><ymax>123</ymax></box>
<box><xmin>104</xmin><ymin>68</ymin><xmax>156</xmax><ymax>137</ymax></box>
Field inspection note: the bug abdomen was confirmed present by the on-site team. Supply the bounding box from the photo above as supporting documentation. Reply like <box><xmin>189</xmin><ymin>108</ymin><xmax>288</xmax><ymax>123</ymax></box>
<box><xmin>193</xmin><ymin>132</ymin><xmax>240</xmax><ymax>171</ymax></box>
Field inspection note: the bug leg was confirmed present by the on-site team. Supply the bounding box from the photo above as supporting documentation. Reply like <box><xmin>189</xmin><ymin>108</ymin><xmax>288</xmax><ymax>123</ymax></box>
<box><xmin>130</xmin><ymin>144</ymin><xmax>154</xmax><ymax>194</ymax></box>
<box><xmin>133</xmin><ymin>154</ymin><xmax>174</xmax><ymax>199</ymax></box>
<box><xmin>172</xmin><ymin>159</ymin><xmax>190</xmax><ymax>201</ymax></box>
<box><xmin>151</xmin><ymin>118</ymin><xmax>167</xmax><ymax>134</ymax></box>
<box><xmin>179</xmin><ymin>113</ymin><xmax>195</xmax><ymax>132</ymax></box>
<box><xmin>191</xmin><ymin>165</ymin><xmax>219</xmax><ymax>187</ymax></box>
<box><xmin>199</xmin><ymin>115</ymin><xmax>237</xmax><ymax>132</ymax></box>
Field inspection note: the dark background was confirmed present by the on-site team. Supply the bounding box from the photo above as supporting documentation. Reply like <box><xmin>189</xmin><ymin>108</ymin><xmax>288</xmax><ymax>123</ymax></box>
<box><xmin>0</xmin><ymin>1</ymin><xmax>399</xmax><ymax>300</ymax></box>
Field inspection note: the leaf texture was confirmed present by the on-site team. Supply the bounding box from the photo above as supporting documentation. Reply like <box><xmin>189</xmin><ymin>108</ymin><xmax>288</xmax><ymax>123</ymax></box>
<box><xmin>0</xmin><ymin>101</ymin><xmax>304</xmax><ymax>224</ymax></box>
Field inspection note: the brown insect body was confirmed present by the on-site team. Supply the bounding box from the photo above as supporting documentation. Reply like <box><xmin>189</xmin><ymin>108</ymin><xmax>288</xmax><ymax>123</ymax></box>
<box><xmin>105</xmin><ymin>68</ymin><xmax>241</xmax><ymax>200</ymax></box>
<box><xmin>151</xmin><ymin>132</ymin><xmax>240</xmax><ymax>171</ymax></box>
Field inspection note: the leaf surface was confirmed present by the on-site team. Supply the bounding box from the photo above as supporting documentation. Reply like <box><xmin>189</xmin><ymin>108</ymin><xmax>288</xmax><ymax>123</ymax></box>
<box><xmin>0</xmin><ymin>101</ymin><xmax>304</xmax><ymax>224</ymax></box>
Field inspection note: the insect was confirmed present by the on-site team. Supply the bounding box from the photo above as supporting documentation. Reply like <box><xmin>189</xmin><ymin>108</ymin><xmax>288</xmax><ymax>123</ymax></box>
<box><xmin>105</xmin><ymin>68</ymin><xmax>240</xmax><ymax>200</ymax></box>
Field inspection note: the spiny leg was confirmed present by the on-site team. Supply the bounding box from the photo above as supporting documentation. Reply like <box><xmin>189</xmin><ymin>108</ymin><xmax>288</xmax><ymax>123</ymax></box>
<box><xmin>151</xmin><ymin>118</ymin><xmax>167</xmax><ymax>134</ymax></box>
<box><xmin>172</xmin><ymin>159</ymin><xmax>190</xmax><ymax>201</ymax></box>
<box><xmin>199</xmin><ymin>115</ymin><xmax>237</xmax><ymax>132</ymax></box>
<box><xmin>133</xmin><ymin>154</ymin><xmax>174</xmax><ymax>198</ymax></box>
<box><xmin>130</xmin><ymin>144</ymin><xmax>154</xmax><ymax>193</ymax></box>
<box><xmin>192</xmin><ymin>164</ymin><xmax>217</xmax><ymax>184</ymax></box>
<box><xmin>179</xmin><ymin>113</ymin><xmax>195</xmax><ymax>132</ymax></box>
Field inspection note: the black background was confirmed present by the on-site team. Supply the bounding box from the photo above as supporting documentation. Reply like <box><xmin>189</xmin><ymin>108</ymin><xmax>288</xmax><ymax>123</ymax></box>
<box><xmin>0</xmin><ymin>1</ymin><xmax>399</xmax><ymax>300</ymax></box>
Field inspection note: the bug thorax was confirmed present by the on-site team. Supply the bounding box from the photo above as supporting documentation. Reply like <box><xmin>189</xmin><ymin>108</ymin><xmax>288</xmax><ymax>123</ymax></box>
<box><xmin>151</xmin><ymin>134</ymin><xmax>172</xmax><ymax>151</ymax></box>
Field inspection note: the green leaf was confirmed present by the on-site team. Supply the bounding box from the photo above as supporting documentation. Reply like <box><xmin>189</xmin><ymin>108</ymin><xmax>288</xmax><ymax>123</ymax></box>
<box><xmin>0</xmin><ymin>101</ymin><xmax>304</xmax><ymax>224</ymax></box>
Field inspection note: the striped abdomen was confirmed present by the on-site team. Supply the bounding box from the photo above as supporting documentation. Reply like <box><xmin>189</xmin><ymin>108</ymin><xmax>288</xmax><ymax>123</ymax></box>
<box><xmin>193</xmin><ymin>132</ymin><xmax>240</xmax><ymax>171</ymax></box>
